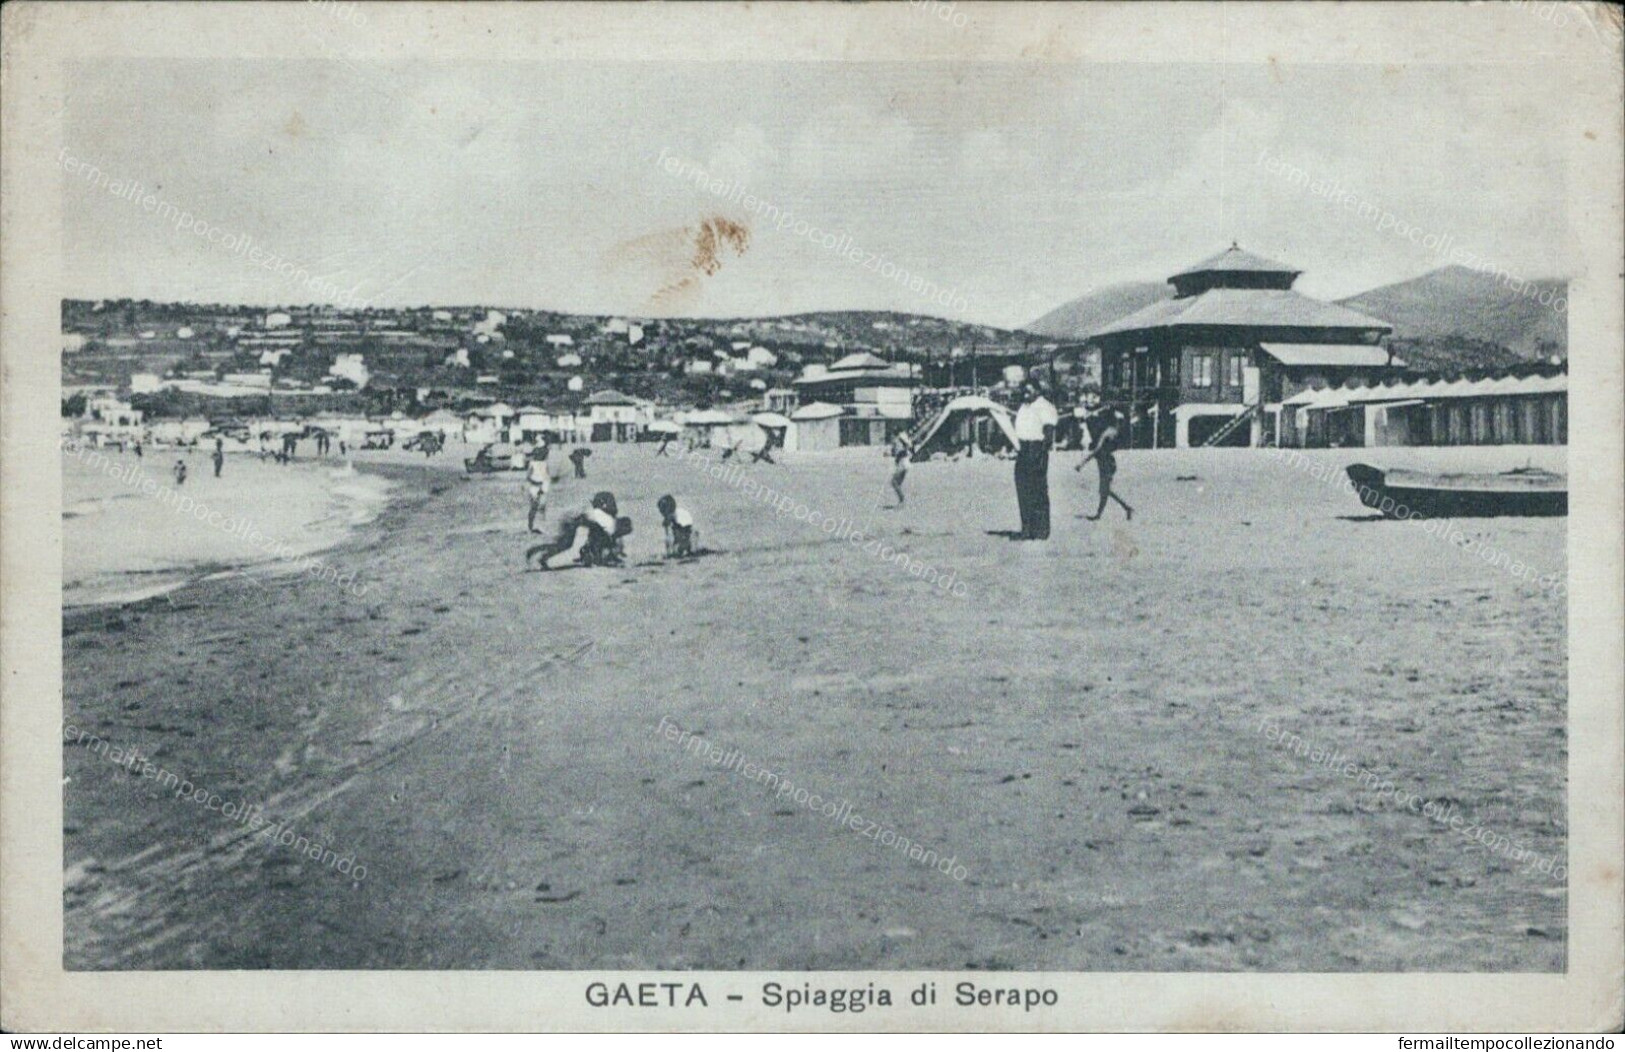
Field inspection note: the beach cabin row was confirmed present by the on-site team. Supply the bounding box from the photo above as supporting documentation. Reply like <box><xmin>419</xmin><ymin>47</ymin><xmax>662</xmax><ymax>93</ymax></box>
<box><xmin>1278</xmin><ymin>371</ymin><xmax>1568</xmax><ymax>449</ymax></box>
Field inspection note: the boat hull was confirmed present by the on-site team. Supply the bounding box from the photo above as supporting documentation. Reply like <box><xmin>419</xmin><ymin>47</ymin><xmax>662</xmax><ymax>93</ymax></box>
<box><xmin>1345</xmin><ymin>463</ymin><xmax>1567</xmax><ymax>518</ymax></box>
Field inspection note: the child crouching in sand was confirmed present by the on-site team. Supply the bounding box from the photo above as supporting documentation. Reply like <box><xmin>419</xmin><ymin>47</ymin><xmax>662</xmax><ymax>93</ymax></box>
<box><xmin>526</xmin><ymin>491</ymin><xmax>626</xmax><ymax>571</ymax></box>
<box><xmin>657</xmin><ymin>494</ymin><xmax>698</xmax><ymax>558</ymax></box>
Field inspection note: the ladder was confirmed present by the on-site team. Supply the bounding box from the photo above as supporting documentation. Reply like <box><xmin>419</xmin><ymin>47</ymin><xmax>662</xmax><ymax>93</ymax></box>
<box><xmin>903</xmin><ymin>406</ymin><xmax>948</xmax><ymax>459</ymax></box>
<box><xmin>1200</xmin><ymin>402</ymin><xmax>1261</xmax><ymax>447</ymax></box>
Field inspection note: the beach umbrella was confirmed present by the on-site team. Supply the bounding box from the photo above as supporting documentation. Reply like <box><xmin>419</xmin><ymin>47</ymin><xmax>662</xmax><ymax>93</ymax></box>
<box><xmin>684</xmin><ymin>409</ymin><xmax>738</xmax><ymax>426</ymax></box>
<box><xmin>751</xmin><ymin>412</ymin><xmax>792</xmax><ymax>429</ymax></box>
<box><xmin>789</xmin><ymin>402</ymin><xmax>845</xmax><ymax>421</ymax></box>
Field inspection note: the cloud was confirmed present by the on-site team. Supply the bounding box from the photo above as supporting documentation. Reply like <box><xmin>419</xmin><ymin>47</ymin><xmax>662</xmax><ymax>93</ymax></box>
<box><xmin>788</xmin><ymin>103</ymin><xmax>917</xmax><ymax>182</ymax></box>
<box><xmin>955</xmin><ymin>128</ymin><xmax>1032</xmax><ymax>179</ymax></box>
<box><xmin>705</xmin><ymin>123</ymin><xmax>776</xmax><ymax>186</ymax></box>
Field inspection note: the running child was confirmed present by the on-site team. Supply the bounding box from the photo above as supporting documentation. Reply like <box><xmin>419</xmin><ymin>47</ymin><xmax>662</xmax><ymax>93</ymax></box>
<box><xmin>1076</xmin><ymin>388</ymin><xmax>1134</xmax><ymax>521</ymax></box>
<box><xmin>889</xmin><ymin>433</ymin><xmax>914</xmax><ymax>506</ymax></box>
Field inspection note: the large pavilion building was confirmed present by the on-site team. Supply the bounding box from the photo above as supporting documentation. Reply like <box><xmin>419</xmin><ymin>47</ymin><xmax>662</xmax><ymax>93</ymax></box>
<box><xmin>791</xmin><ymin>352</ymin><xmax>919</xmax><ymax>447</ymax></box>
<box><xmin>1089</xmin><ymin>245</ymin><xmax>1401</xmax><ymax>447</ymax></box>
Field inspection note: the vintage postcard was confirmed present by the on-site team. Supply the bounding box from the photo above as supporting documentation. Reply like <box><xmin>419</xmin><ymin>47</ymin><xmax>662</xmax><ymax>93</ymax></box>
<box><xmin>1</xmin><ymin>0</ymin><xmax>1621</xmax><ymax>1035</ymax></box>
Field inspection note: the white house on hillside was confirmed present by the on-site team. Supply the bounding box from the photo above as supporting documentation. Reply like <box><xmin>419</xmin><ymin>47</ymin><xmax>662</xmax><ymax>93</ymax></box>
<box><xmin>328</xmin><ymin>353</ymin><xmax>370</xmax><ymax>388</ymax></box>
<box><xmin>584</xmin><ymin>389</ymin><xmax>643</xmax><ymax>441</ymax></box>
<box><xmin>736</xmin><ymin>346</ymin><xmax>778</xmax><ymax>370</ymax></box>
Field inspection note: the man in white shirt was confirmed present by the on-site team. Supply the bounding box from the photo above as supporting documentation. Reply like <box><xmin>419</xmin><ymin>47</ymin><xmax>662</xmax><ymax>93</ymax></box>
<box><xmin>1011</xmin><ymin>383</ymin><xmax>1059</xmax><ymax>540</ymax></box>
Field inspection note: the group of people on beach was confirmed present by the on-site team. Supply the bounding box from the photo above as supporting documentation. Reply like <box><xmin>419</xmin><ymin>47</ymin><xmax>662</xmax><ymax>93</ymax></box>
<box><xmin>523</xmin><ymin>489</ymin><xmax>698</xmax><ymax>571</ymax></box>
<box><xmin>886</xmin><ymin>381</ymin><xmax>1132</xmax><ymax>538</ymax></box>
<box><xmin>519</xmin><ymin>434</ymin><xmax>699</xmax><ymax>572</ymax></box>
<box><xmin>518</xmin><ymin>380</ymin><xmax>1128</xmax><ymax>571</ymax></box>
<box><xmin>170</xmin><ymin>437</ymin><xmax>229</xmax><ymax>486</ymax></box>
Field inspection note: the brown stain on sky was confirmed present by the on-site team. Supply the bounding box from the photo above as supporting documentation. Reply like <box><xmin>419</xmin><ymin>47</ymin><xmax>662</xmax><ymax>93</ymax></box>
<box><xmin>602</xmin><ymin>216</ymin><xmax>751</xmax><ymax>312</ymax></box>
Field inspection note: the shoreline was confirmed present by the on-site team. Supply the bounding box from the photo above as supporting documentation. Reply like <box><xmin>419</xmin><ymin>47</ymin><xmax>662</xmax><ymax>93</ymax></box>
<box><xmin>61</xmin><ymin>449</ymin><xmax>435</xmax><ymax>612</ymax></box>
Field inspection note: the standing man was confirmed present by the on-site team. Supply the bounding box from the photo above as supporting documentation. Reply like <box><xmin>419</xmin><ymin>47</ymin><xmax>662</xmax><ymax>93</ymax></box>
<box><xmin>1011</xmin><ymin>382</ymin><xmax>1058</xmax><ymax>540</ymax></box>
<box><xmin>569</xmin><ymin>446</ymin><xmax>591</xmax><ymax>479</ymax></box>
<box><xmin>212</xmin><ymin>437</ymin><xmax>225</xmax><ymax>478</ymax></box>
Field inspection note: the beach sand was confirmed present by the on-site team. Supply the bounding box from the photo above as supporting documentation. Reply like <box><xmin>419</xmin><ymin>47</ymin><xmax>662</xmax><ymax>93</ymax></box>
<box><xmin>63</xmin><ymin>447</ymin><xmax>394</xmax><ymax>606</ymax></box>
<box><xmin>62</xmin><ymin>442</ymin><xmax>1566</xmax><ymax>970</ymax></box>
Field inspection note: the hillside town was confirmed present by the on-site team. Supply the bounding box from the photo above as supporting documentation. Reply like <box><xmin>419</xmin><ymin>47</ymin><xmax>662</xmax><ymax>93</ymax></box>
<box><xmin>64</xmin><ymin>246</ymin><xmax>1567</xmax><ymax>460</ymax></box>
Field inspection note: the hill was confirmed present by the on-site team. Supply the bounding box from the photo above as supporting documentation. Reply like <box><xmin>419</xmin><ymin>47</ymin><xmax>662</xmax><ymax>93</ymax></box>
<box><xmin>1336</xmin><ymin>265</ymin><xmax>1567</xmax><ymax>359</ymax></box>
<box><xmin>61</xmin><ymin>299</ymin><xmax>1039</xmax><ymax>414</ymax></box>
<box><xmin>1027</xmin><ymin>281</ymin><xmax>1174</xmax><ymax>340</ymax></box>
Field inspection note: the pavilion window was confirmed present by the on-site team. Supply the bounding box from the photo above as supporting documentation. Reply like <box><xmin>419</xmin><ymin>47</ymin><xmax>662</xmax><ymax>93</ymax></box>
<box><xmin>1190</xmin><ymin>353</ymin><xmax>1214</xmax><ymax>388</ymax></box>
<box><xmin>1226</xmin><ymin>352</ymin><xmax>1245</xmax><ymax>388</ymax></box>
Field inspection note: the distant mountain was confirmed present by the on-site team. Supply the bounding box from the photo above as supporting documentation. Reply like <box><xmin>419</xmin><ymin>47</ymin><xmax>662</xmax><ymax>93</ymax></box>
<box><xmin>1337</xmin><ymin>265</ymin><xmax>1567</xmax><ymax>359</ymax></box>
<box><xmin>1027</xmin><ymin>281</ymin><xmax>1174</xmax><ymax>340</ymax></box>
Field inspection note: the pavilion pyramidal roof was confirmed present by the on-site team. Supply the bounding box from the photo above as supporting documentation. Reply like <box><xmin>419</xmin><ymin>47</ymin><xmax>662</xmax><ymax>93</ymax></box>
<box><xmin>1089</xmin><ymin>287</ymin><xmax>1392</xmax><ymax>339</ymax></box>
<box><xmin>1170</xmin><ymin>243</ymin><xmax>1301</xmax><ymax>279</ymax></box>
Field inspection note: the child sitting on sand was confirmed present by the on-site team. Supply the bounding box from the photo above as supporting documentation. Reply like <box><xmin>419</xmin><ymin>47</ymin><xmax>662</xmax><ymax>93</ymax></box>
<box><xmin>656</xmin><ymin>494</ymin><xmax>697</xmax><ymax>558</ymax></box>
<box><xmin>526</xmin><ymin>492</ymin><xmax>620</xmax><ymax>571</ymax></box>
<box><xmin>592</xmin><ymin>516</ymin><xmax>634</xmax><ymax>568</ymax></box>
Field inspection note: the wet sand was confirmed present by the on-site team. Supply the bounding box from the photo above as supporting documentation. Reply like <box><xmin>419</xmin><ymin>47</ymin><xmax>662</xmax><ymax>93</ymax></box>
<box><xmin>63</xmin><ymin>447</ymin><xmax>394</xmax><ymax>607</ymax></box>
<box><xmin>63</xmin><ymin>442</ymin><xmax>1566</xmax><ymax>970</ymax></box>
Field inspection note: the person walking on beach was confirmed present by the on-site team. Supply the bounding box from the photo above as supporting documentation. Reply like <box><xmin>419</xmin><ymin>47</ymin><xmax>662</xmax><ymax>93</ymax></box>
<box><xmin>752</xmin><ymin>426</ymin><xmax>785</xmax><ymax>465</ymax></box>
<box><xmin>1012</xmin><ymin>382</ymin><xmax>1058</xmax><ymax>540</ymax></box>
<box><xmin>569</xmin><ymin>447</ymin><xmax>591</xmax><ymax>479</ymax></box>
<box><xmin>889</xmin><ymin>433</ymin><xmax>914</xmax><ymax>506</ymax></box>
<box><xmin>1076</xmin><ymin>388</ymin><xmax>1134</xmax><ymax>521</ymax></box>
<box><xmin>655</xmin><ymin>432</ymin><xmax>674</xmax><ymax>457</ymax></box>
<box><xmin>173</xmin><ymin>459</ymin><xmax>188</xmax><ymax>486</ymax></box>
<box><xmin>212</xmin><ymin>439</ymin><xmax>225</xmax><ymax>479</ymax></box>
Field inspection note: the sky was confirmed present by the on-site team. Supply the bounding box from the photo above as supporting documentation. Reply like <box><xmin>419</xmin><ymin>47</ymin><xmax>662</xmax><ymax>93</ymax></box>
<box><xmin>62</xmin><ymin>58</ymin><xmax>1575</xmax><ymax>329</ymax></box>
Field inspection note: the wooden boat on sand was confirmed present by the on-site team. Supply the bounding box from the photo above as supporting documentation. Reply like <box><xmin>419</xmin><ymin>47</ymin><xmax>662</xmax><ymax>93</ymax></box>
<box><xmin>1345</xmin><ymin>463</ymin><xmax>1567</xmax><ymax>518</ymax></box>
